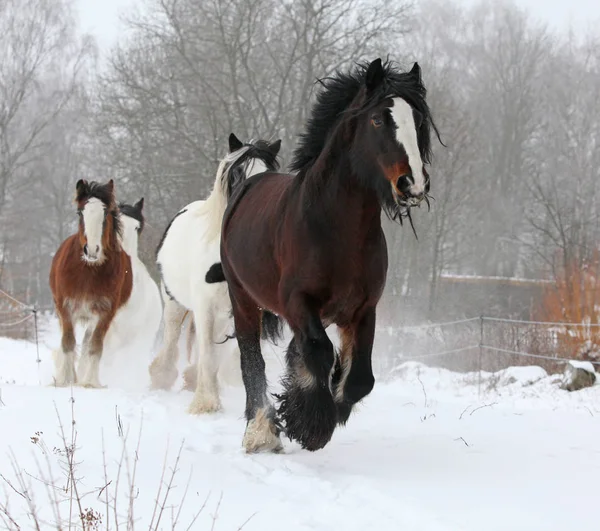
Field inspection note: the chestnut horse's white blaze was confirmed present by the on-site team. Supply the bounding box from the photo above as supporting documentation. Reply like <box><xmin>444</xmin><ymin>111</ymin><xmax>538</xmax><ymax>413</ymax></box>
<box><xmin>81</xmin><ymin>198</ymin><xmax>106</xmax><ymax>263</ymax></box>
<box><xmin>390</xmin><ymin>97</ymin><xmax>425</xmax><ymax>196</ymax></box>
<box><xmin>148</xmin><ymin>134</ymin><xmax>281</xmax><ymax>415</ymax></box>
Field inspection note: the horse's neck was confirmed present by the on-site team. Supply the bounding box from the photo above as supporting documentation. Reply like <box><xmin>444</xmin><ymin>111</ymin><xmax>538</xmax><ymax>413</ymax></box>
<box><xmin>300</xmin><ymin>158</ymin><xmax>382</xmax><ymax>237</ymax></box>
<box><xmin>120</xmin><ymin>232</ymin><xmax>139</xmax><ymax>257</ymax></box>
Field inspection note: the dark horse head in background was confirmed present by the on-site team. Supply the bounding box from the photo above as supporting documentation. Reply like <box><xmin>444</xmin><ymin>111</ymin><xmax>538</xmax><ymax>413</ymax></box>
<box><xmin>218</xmin><ymin>58</ymin><xmax>440</xmax><ymax>453</ymax></box>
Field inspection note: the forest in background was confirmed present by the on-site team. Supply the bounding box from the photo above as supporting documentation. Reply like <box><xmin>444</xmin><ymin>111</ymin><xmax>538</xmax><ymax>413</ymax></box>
<box><xmin>1</xmin><ymin>0</ymin><xmax>599</xmax><ymax>330</ymax></box>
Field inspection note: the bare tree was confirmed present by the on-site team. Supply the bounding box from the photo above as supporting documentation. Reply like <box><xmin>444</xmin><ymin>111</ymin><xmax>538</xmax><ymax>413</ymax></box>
<box><xmin>0</xmin><ymin>0</ymin><xmax>95</xmax><ymax>215</ymax></box>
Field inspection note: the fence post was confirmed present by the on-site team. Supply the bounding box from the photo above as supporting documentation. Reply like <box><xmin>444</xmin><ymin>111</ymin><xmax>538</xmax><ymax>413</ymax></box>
<box><xmin>478</xmin><ymin>315</ymin><xmax>484</xmax><ymax>397</ymax></box>
<box><xmin>33</xmin><ymin>307</ymin><xmax>41</xmax><ymax>385</ymax></box>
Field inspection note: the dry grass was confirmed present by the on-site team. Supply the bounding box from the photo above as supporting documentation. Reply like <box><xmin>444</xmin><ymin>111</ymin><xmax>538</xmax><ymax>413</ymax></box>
<box><xmin>533</xmin><ymin>251</ymin><xmax>600</xmax><ymax>363</ymax></box>
<box><xmin>0</xmin><ymin>392</ymin><xmax>253</xmax><ymax>530</ymax></box>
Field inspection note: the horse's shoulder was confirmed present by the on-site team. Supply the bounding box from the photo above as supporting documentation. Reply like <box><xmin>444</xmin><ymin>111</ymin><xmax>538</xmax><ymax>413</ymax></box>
<box><xmin>224</xmin><ymin>172</ymin><xmax>292</xmax><ymax>223</ymax></box>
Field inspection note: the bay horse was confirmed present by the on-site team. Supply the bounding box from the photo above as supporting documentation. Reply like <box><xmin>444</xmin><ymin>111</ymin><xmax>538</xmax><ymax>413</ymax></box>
<box><xmin>148</xmin><ymin>134</ymin><xmax>282</xmax><ymax>415</ymax></box>
<box><xmin>49</xmin><ymin>179</ymin><xmax>132</xmax><ymax>388</ymax></box>
<box><xmin>220</xmin><ymin>58</ymin><xmax>440</xmax><ymax>452</ymax></box>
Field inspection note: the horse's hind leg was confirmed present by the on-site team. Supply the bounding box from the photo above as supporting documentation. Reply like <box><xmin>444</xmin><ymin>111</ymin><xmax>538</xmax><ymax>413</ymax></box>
<box><xmin>149</xmin><ymin>287</ymin><xmax>187</xmax><ymax>390</ymax></box>
<box><xmin>52</xmin><ymin>306</ymin><xmax>77</xmax><ymax>386</ymax></box>
<box><xmin>332</xmin><ymin>307</ymin><xmax>376</xmax><ymax>425</ymax></box>
<box><xmin>229</xmin><ymin>285</ymin><xmax>282</xmax><ymax>453</ymax></box>
<box><xmin>277</xmin><ymin>294</ymin><xmax>337</xmax><ymax>451</ymax></box>
<box><xmin>188</xmin><ymin>303</ymin><xmax>222</xmax><ymax>414</ymax></box>
<box><xmin>182</xmin><ymin>317</ymin><xmax>197</xmax><ymax>390</ymax></box>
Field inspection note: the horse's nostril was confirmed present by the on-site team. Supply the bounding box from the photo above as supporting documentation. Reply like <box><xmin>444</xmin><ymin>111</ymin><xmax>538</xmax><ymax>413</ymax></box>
<box><xmin>396</xmin><ymin>175</ymin><xmax>413</xmax><ymax>194</ymax></box>
<box><xmin>83</xmin><ymin>244</ymin><xmax>89</xmax><ymax>255</ymax></box>
<box><xmin>96</xmin><ymin>245</ymin><xmax>100</xmax><ymax>253</ymax></box>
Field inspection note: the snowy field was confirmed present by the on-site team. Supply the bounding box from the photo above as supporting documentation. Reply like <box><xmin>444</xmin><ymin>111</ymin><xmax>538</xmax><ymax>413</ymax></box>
<box><xmin>1</xmin><ymin>317</ymin><xmax>599</xmax><ymax>530</ymax></box>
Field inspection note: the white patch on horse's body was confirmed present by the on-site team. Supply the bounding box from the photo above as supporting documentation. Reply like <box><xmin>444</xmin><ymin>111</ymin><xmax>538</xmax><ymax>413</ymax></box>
<box><xmin>334</xmin><ymin>355</ymin><xmax>352</xmax><ymax>404</ymax></box>
<box><xmin>103</xmin><ymin>213</ymin><xmax>162</xmax><ymax>356</ymax></box>
<box><xmin>64</xmin><ymin>298</ymin><xmax>110</xmax><ymax>323</ymax></box>
<box><xmin>390</xmin><ymin>97</ymin><xmax>425</xmax><ymax>195</ymax></box>
<box><xmin>52</xmin><ymin>349</ymin><xmax>77</xmax><ymax>387</ymax></box>
<box><xmin>81</xmin><ymin>198</ymin><xmax>106</xmax><ymax>264</ymax></box>
<box><xmin>242</xmin><ymin>407</ymin><xmax>283</xmax><ymax>453</ymax></box>
<box><xmin>150</xmin><ymin>143</ymin><xmax>271</xmax><ymax>410</ymax></box>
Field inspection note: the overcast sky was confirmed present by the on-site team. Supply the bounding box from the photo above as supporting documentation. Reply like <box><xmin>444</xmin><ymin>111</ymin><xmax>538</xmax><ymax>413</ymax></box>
<box><xmin>75</xmin><ymin>0</ymin><xmax>600</xmax><ymax>52</ymax></box>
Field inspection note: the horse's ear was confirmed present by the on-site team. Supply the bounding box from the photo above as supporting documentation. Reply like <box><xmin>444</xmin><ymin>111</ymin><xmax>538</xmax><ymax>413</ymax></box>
<box><xmin>409</xmin><ymin>62</ymin><xmax>422</xmax><ymax>83</ymax></box>
<box><xmin>269</xmin><ymin>139</ymin><xmax>282</xmax><ymax>156</ymax></box>
<box><xmin>365</xmin><ymin>58</ymin><xmax>385</xmax><ymax>91</ymax></box>
<box><xmin>229</xmin><ymin>133</ymin><xmax>244</xmax><ymax>152</ymax></box>
<box><xmin>135</xmin><ymin>197</ymin><xmax>144</xmax><ymax>212</ymax></box>
<box><xmin>106</xmin><ymin>179</ymin><xmax>115</xmax><ymax>197</ymax></box>
<box><xmin>75</xmin><ymin>179</ymin><xmax>88</xmax><ymax>200</ymax></box>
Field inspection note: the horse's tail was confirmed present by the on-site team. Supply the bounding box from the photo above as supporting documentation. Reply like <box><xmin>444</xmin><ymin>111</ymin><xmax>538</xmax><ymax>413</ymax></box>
<box><xmin>261</xmin><ymin>310</ymin><xmax>284</xmax><ymax>344</ymax></box>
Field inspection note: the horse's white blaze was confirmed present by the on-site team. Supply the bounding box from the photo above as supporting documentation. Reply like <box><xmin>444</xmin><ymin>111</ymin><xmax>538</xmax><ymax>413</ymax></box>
<box><xmin>81</xmin><ymin>198</ymin><xmax>106</xmax><ymax>262</ymax></box>
<box><xmin>119</xmin><ymin>215</ymin><xmax>140</xmax><ymax>256</ymax></box>
<box><xmin>390</xmin><ymin>97</ymin><xmax>425</xmax><ymax>195</ymax></box>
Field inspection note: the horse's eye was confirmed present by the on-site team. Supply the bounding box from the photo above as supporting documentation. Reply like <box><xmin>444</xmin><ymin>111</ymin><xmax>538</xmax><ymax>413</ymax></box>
<box><xmin>371</xmin><ymin>115</ymin><xmax>383</xmax><ymax>128</ymax></box>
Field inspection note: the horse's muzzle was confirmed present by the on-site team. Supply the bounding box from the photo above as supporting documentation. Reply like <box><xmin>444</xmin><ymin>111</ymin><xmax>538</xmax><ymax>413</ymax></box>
<box><xmin>394</xmin><ymin>175</ymin><xmax>425</xmax><ymax>207</ymax></box>
<box><xmin>82</xmin><ymin>244</ymin><xmax>101</xmax><ymax>263</ymax></box>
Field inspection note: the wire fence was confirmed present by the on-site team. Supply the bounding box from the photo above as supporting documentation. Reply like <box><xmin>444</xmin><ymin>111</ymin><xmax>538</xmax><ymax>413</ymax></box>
<box><xmin>2</xmin><ymin>286</ymin><xmax>600</xmax><ymax>389</ymax></box>
<box><xmin>0</xmin><ymin>288</ymin><xmax>42</xmax><ymax>373</ymax></box>
<box><xmin>374</xmin><ymin>315</ymin><xmax>600</xmax><ymax>380</ymax></box>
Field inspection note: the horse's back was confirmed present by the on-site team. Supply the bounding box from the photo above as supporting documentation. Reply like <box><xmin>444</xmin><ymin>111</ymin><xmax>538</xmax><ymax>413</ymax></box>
<box><xmin>157</xmin><ymin>198</ymin><xmax>221</xmax><ymax>310</ymax></box>
<box><xmin>224</xmin><ymin>172</ymin><xmax>292</xmax><ymax>230</ymax></box>
<box><xmin>221</xmin><ymin>172</ymin><xmax>294</xmax><ymax>310</ymax></box>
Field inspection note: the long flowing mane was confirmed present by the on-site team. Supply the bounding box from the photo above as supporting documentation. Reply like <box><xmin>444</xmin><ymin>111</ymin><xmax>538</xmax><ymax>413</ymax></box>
<box><xmin>289</xmin><ymin>60</ymin><xmax>441</xmax><ymax>176</ymax></box>
<box><xmin>201</xmin><ymin>140</ymin><xmax>280</xmax><ymax>241</ymax></box>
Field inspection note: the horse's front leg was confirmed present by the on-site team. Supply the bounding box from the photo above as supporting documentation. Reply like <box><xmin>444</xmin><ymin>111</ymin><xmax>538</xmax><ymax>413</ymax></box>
<box><xmin>188</xmin><ymin>304</ymin><xmax>222</xmax><ymax>414</ymax></box>
<box><xmin>52</xmin><ymin>306</ymin><xmax>77</xmax><ymax>386</ymax></box>
<box><xmin>277</xmin><ymin>295</ymin><xmax>337</xmax><ymax>451</ymax></box>
<box><xmin>229</xmin><ymin>284</ymin><xmax>282</xmax><ymax>453</ymax></box>
<box><xmin>77</xmin><ymin>311</ymin><xmax>115</xmax><ymax>388</ymax></box>
<box><xmin>333</xmin><ymin>307</ymin><xmax>376</xmax><ymax>425</ymax></box>
<box><xmin>149</xmin><ymin>288</ymin><xmax>187</xmax><ymax>390</ymax></box>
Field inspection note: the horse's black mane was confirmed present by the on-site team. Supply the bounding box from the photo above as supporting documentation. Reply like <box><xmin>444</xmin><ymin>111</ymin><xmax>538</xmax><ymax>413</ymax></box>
<box><xmin>239</xmin><ymin>140</ymin><xmax>281</xmax><ymax>173</ymax></box>
<box><xmin>226</xmin><ymin>139</ymin><xmax>281</xmax><ymax>198</ymax></box>
<box><xmin>119</xmin><ymin>201</ymin><xmax>145</xmax><ymax>233</ymax></box>
<box><xmin>289</xmin><ymin>59</ymin><xmax>441</xmax><ymax>174</ymax></box>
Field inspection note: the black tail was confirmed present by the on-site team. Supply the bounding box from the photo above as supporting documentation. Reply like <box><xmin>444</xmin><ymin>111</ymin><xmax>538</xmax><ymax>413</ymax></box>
<box><xmin>261</xmin><ymin>310</ymin><xmax>284</xmax><ymax>344</ymax></box>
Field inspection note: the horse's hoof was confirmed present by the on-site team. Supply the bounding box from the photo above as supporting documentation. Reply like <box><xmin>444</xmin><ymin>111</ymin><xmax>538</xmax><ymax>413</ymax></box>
<box><xmin>79</xmin><ymin>382</ymin><xmax>106</xmax><ymax>389</ymax></box>
<box><xmin>148</xmin><ymin>359</ymin><xmax>178</xmax><ymax>390</ymax></box>
<box><xmin>187</xmin><ymin>396</ymin><xmax>222</xmax><ymax>415</ymax></box>
<box><xmin>277</xmin><ymin>377</ymin><xmax>337</xmax><ymax>451</ymax></box>
<box><xmin>242</xmin><ymin>409</ymin><xmax>283</xmax><ymax>454</ymax></box>
<box><xmin>49</xmin><ymin>380</ymin><xmax>75</xmax><ymax>388</ymax></box>
<box><xmin>182</xmin><ymin>365</ymin><xmax>198</xmax><ymax>391</ymax></box>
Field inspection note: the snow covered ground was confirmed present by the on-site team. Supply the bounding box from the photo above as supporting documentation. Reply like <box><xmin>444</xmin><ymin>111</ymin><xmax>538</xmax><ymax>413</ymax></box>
<box><xmin>1</xmin><ymin>317</ymin><xmax>599</xmax><ymax>530</ymax></box>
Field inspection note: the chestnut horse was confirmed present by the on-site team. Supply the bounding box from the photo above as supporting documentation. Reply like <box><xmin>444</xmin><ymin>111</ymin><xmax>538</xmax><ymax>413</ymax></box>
<box><xmin>49</xmin><ymin>179</ymin><xmax>132</xmax><ymax>387</ymax></box>
<box><xmin>220</xmin><ymin>58</ymin><xmax>440</xmax><ymax>452</ymax></box>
